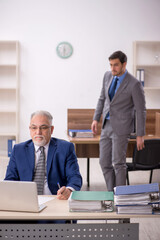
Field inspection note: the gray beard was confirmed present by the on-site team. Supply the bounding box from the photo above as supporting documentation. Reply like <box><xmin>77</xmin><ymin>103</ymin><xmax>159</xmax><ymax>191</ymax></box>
<box><xmin>33</xmin><ymin>135</ymin><xmax>46</xmax><ymax>146</ymax></box>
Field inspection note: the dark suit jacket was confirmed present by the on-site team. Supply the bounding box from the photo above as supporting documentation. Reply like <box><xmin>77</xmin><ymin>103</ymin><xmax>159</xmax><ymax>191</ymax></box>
<box><xmin>5</xmin><ymin>138</ymin><xmax>82</xmax><ymax>194</ymax></box>
<box><xmin>93</xmin><ymin>71</ymin><xmax>146</xmax><ymax>136</ymax></box>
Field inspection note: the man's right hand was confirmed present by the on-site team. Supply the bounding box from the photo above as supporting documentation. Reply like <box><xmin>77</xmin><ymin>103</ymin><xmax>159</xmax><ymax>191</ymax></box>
<box><xmin>91</xmin><ymin>120</ymin><xmax>98</xmax><ymax>135</ymax></box>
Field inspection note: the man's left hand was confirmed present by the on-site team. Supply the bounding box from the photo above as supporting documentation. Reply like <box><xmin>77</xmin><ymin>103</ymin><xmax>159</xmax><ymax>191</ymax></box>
<box><xmin>57</xmin><ymin>186</ymin><xmax>72</xmax><ymax>200</ymax></box>
<box><xmin>136</xmin><ymin>136</ymin><xmax>145</xmax><ymax>151</ymax></box>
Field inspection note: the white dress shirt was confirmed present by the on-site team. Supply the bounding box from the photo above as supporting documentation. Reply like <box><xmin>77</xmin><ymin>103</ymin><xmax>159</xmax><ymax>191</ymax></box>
<box><xmin>34</xmin><ymin>142</ymin><xmax>74</xmax><ymax>195</ymax></box>
<box><xmin>34</xmin><ymin>143</ymin><xmax>52</xmax><ymax>195</ymax></box>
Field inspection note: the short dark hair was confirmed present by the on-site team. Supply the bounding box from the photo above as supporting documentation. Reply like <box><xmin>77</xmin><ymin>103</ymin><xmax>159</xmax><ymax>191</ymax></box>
<box><xmin>108</xmin><ymin>51</ymin><xmax>127</xmax><ymax>64</ymax></box>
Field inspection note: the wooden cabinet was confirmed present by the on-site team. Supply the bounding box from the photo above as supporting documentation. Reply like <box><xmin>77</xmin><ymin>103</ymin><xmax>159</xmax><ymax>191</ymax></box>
<box><xmin>0</xmin><ymin>41</ymin><xmax>19</xmax><ymax>159</ymax></box>
<box><xmin>155</xmin><ymin>112</ymin><xmax>160</xmax><ymax>136</ymax></box>
<box><xmin>133</xmin><ymin>41</ymin><xmax>160</xmax><ymax>89</ymax></box>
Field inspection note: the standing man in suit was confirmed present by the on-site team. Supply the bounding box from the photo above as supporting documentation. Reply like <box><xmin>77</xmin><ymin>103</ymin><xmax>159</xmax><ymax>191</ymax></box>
<box><xmin>91</xmin><ymin>51</ymin><xmax>146</xmax><ymax>191</ymax></box>
<box><xmin>5</xmin><ymin>110</ymin><xmax>82</xmax><ymax>200</ymax></box>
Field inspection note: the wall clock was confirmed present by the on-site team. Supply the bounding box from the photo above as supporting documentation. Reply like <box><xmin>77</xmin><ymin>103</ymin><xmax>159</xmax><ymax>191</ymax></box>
<box><xmin>56</xmin><ymin>42</ymin><xmax>73</xmax><ymax>59</ymax></box>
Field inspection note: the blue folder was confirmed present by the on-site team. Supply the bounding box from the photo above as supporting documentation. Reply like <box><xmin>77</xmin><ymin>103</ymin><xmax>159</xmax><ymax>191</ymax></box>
<box><xmin>114</xmin><ymin>183</ymin><xmax>159</xmax><ymax>195</ymax></box>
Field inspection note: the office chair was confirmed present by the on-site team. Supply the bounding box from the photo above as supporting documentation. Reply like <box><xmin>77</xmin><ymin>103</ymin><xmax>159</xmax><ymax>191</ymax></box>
<box><xmin>126</xmin><ymin>139</ymin><xmax>160</xmax><ymax>185</ymax></box>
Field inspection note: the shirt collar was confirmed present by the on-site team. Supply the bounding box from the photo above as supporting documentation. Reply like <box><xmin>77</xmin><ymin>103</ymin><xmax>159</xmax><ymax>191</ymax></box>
<box><xmin>34</xmin><ymin>141</ymin><xmax>50</xmax><ymax>153</ymax></box>
<box><xmin>114</xmin><ymin>70</ymin><xmax>127</xmax><ymax>83</ymax></box>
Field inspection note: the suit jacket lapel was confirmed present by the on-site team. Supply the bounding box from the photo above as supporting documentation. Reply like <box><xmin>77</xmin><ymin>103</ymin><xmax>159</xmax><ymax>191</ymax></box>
<box><xmin>47</xmin><ymin>138</ymin><xmax>57</xmax><ymax>176</ymax></box>
<box><xmin>105</xmin><ymin>74</ymin><xmax>113</xmax><ymax>102</ymax></box>
<box><xmin>111</xmin><ymin>73</ymin><xmax>129</xmax><ymax>102</ymax></box>
<box><xmin>25</xmin><ymin>141</ymin><xmax>35</xmax><ymax>179</ymax></box>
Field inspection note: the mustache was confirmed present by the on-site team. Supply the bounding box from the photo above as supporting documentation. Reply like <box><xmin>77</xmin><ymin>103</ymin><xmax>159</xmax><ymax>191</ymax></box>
<box><xmin>34</xmin><ymin>135</ymin><xmax>45</xmax><ymax>140</ymax></box>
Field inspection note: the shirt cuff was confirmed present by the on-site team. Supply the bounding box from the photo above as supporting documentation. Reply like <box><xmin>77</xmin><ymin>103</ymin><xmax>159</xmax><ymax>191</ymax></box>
<box><xmin>67</xmin><ymin>186</ymin><xmax>75</xmax><ymax>192</ymax></box>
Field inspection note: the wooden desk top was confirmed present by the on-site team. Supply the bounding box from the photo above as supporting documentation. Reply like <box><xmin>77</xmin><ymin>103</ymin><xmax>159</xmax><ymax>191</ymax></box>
<box><xmin>68</xmin><ymin>135</ymin><xmax>100</xmax><ymax>144</ymax></box>
<box><xmin>68</xmin><ymin>135</ymin><xmax>160</xmax><ymax>144</ymax></box>
<box><xmin>0</xmin><ymin>196</ymin><xmax>159</xmax><ymax>220</ymax></box>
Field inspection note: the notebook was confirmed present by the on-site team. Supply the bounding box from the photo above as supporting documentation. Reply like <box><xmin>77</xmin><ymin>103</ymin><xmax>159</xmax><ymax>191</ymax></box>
<box><xmin>0</xmin><ymin>180</ymin><xmax>46</xmax><ymax>212</ymax></box>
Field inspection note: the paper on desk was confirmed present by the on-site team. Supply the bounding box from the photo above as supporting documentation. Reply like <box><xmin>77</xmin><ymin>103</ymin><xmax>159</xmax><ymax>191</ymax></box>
<box><xmin>38</xmin><ymin>196</ymin><xmax>55</xmax><ymax>205</ymax></box>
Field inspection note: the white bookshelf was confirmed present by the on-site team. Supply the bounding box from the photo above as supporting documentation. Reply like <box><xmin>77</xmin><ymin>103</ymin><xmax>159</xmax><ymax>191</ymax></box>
<box><xmin>133</xmin><ymin>41</ymin><xmax>160</xmax><ymax>90</ymax></box>
<box><xmin>0</xmin><ymin>41</ymin><xmax>19</xmax><ymax>158</ymax></box>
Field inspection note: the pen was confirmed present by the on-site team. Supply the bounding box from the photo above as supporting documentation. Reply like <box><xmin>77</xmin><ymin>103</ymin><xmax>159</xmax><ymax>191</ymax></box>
<box><xmin>57</xmin><ymin>182</ymin><xmax>61</xmax><ymax>189</ymax></box>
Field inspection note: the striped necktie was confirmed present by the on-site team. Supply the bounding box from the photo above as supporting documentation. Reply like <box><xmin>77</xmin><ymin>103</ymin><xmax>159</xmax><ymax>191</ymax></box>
<box><xmin>33</xmin><ymin>146</ymin><xmax>45</xmax><ymax>195</ymax></box>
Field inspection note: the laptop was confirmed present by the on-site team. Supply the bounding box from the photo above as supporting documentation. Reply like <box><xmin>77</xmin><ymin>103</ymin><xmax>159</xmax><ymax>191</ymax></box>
<box><xmin>0</xmin><ymin>180</ymin><xmax>46</xmax><ymax>212</ymax></box>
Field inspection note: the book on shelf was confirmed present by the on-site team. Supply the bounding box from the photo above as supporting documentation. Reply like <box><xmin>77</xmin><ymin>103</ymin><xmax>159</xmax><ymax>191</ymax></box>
<box><xmin>114</xmin><ymin>183</ymin><xmax>160</xmax><ymax>215</ymax></box>
<box><xmin>68</xmin><ymin>129</ymin><xmax>94</xmax><ymax>138</ymax></box>
<box><xmin>8</xmin><ymin>139</ymin><xmax>16</xmax><ymax>157</ymax></box>
<box><xmin>136</xmin><ymin>69</ymin><xmax>144</xmax><ymax>86</ymax></box>
<box><xmin>68</xmin><ymin>191</ymin><xmax>114</xmax><ymax>212</ymax></box>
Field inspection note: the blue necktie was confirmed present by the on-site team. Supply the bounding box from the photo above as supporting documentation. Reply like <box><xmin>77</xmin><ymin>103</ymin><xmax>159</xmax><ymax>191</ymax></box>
<box><xmin>109</xmin><ymin>77</ymin><xmax>119</xmax><ymax>101</ymax></box>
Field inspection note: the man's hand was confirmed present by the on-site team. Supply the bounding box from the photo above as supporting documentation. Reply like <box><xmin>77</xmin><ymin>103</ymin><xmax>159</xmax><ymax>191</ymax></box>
<box><xmin>136</xmin><ymin>136</ymin><xmax>145</xmax><ymax>151</ymax></box>
<box><xmin>57</xmin><ymin>186</ymin><xmax>72</xmax><ymax>200</ymax></box>
<box><xmin>91</xmin><ymin>120</ymin><xmax>98</xmax><ymax>135</ymax></box>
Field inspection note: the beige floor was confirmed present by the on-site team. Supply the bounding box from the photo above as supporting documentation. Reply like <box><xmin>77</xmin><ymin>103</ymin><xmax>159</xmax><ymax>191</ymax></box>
<box><xmin>78</xmin><ymin>157</ymin><xmax>160</xmax><ymax>240</ymax></box>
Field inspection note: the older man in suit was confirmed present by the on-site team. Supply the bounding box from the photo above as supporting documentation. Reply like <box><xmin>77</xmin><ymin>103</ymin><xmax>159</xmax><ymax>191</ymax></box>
<box><xmin>91</xmin><ymin>51</ymin><xmax>146</xmax><ymax>191</ymax></box>
<box><xmin>5</xmin><ymin>110</ymin><xmax>82</xmax><ymax>200</ymax></box>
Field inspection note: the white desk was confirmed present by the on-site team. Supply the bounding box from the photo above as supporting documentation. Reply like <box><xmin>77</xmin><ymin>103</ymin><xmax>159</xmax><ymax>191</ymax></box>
<box><xmin>0</xmin><ymin>196</ymin><xmax>159</xmax><ymax>240</ymax></box>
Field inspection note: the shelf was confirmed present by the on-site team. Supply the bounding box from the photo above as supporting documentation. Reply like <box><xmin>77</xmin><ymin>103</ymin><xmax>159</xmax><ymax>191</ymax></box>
<box><xmin>134</xmin><ymin>41</ymin><xmax>160</xmax><ymax>66</ymax></box>
<box><xmin>0</xmin><ymin>135</ymin><xmax>16</xmax><ymax>159</ymax></box>
<box><xmin>0</xmin><ymin>64</ymin><xmax>17</xmax><ymax>89</ymax></box>
<box><xmin>0</xmin><ymin>133</ymin><xmax>16</xmax><ymax>136</ymax></box>
<box><xmin>136</xmin><ymin>65</ymin><xmax>160</xmax><ymax>68</ymax></box>
<box><xmin>144</xmin><ymin>87</ymin><xmax>160</xmax><ymax>90</ymax></box>
<box><xmin>0</xmin><ymin>64</ymin><xmax>17</xmax><ymax>67</ymax></box>
<box><xmin>0</xmin><ymin>88</ymin><xmax>16</xmax><ymax>90</ymax></box>
<box><xmin>0</xmin><ymin>40</ymin><xmax>19</xmax><ymax>157</ymax></box>
<box><xmin>0</xmin><ymin>41</ymin><xmax>18</xmax><ymax>65</ymax></box>
<box><xmin>0</xmin><ymin>156</ymin><xmax>9</xmax><ymax>160</ymax></box>
<box><xmin>0</xmin><ymin>127</ymin><xmax>17</xmax><ymax>135</ymax></box>
<box><xmin>0</xmin><ymin>110</ymin><xmax>16</xmax><ymax>113</ymax></box>
<box><xmin>0</xmin><ymin>40</ymin><xmax>18</xmax><ymax>44</ymax></box>
<box><xmin>133</xmin><ymin>41</ymin><xmax>160</xmax><ymax>91</ymax></box>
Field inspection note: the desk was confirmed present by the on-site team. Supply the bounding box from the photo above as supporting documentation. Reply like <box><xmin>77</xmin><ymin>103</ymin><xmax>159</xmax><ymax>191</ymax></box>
<box><xmin>1</xmin><ymin>196</ymin><xmax>159</xmax><ymax>240</ymax></box>
<box><xmin>67</xmin><ymin>108</ymin><xmax>160</xmax><ymax>187</ymax></box>
<box><xmin>68</xmin><ymin>135</ymin><xmax>160</xmax><ymax>187</ymax></box>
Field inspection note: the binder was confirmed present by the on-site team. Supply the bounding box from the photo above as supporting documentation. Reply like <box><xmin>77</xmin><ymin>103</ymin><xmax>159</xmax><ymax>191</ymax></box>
<box><xmin>114</xmin><ymin>183</ymin><xmax>160</xmax><ymax>215</ymax></box>
<box><xmin>71</xmin><ymin>191</ymin><xmax>114</xmax><ymax>201</ymax></box>
<box><xmin>114</xmin><ymin>193</ymin><xmax>151</xmax><ymax>206</ymax></box>
<box><xmin>69</xmin><ymin>191</ymin><xmax>114</xmax><ymax>212</ymax></box>
<box><xmin>117</xmin><ymin>205</ymin><xmax>152</xmax><ymax>214</ymax></box>
<box><xmin>68</xmin><ymin>129</ymin><xmax>93</xmax><ymax>138</ymax></box>
<box><xmin>114</xmin><ymin>183</ymin><xmax>159</xmax><ymax>195</ymax></box>
<box><xmin>8</xmin><ymin>139</ymin><xmax>16</xmax><ymax>157</ymax></box>
<box><xmin>136</xmin><ymin>68</ymin><xmax>145</xmax><ymax>86</ymax></box>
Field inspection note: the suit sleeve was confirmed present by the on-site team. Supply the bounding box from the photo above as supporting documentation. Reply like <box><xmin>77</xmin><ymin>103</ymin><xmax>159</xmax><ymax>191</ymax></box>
<box><xmin>132</xmin><ymin>81</ymin><xmax>146</xmax><ymax>136</ymax></box>
<box><xmin>4</xmin><ymin>146</ymin><xmax>20</xmax><ymax>181</ymax></box>
<box><xmin>93</xmin><ymin>74</ymin><xmax>106</xmax><ymax>122</ymax></box>
<box><xmin>65</xmin><ymin>143</ymin><xmax>82</xmax><ymax>191</ymax></box>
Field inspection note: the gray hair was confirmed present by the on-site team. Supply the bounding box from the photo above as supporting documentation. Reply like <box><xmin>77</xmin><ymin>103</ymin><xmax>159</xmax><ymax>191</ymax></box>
<box><xmin>30</xmin><ymin>110</ymin><xmax>53</xmax><ymax>125</ymax></box>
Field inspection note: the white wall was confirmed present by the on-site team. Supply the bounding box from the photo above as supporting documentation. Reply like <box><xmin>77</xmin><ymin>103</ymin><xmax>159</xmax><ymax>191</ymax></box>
<box><xmin>0</xmin><ymin>0</ymin><xmax>160</xmax><ymax>142</ymax></box>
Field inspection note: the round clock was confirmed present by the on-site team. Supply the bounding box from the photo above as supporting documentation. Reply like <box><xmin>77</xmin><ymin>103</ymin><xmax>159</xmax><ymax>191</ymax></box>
<box><xmin>56</xmin><ymin>42</ymin><xmax>73</xmax><ymax>59</ymax></box>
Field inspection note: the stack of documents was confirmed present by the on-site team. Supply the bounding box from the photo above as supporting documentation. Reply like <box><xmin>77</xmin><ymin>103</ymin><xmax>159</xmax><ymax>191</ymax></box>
<box><xmin>68</xmin><ymin>129</ymin><xmax>94</xmax><ymax>138</ymax></box>
<box><xmin>114</xmin><ymin>183</ymin><xmax>160</xmax><ymax>214</ymax></box>
<box><xmin>69</xmin><ymin>191</ymin><xmax>114</xmax><ymax>212</ymax></box>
